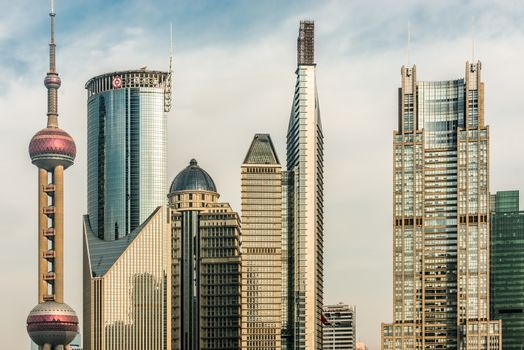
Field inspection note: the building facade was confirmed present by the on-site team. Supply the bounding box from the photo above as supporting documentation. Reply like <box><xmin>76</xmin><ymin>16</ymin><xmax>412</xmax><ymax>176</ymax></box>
<box><xmin>240</xmin><ymin>134</ymin><xmax>282</xmax><ymax>349</ymax></box>
<box><xmin>169</xmin><ymin>159</ymin><xmax>242</xmax><ymax>350</ymax></box>
<box><xmin>381</xmin><ymin>62</ymin><xmax>501</xmax><ymax>349</ymax></box>
<box><xmin>284</xmin><ymin>20</ymin><xmax>325</xmax><ymax>350</ymax></box>
<box><xmin>85</xmin><ymin>69</ymin><xmax>172</xmax><ymax>240</ymax></box>
<box><xmin>83</xmin><ymin>207</ymin><xmax>171</xmax><ymax>350</ymax></box>
<box><xmin>490</xmin><ymin>190</ymin><xmax>524</xmax><ymax>350</ymax></box>
<box><xmin>322</xmin><ymin>304</ymin><xmax>356</xmax><ymax>350</ymax></box>
<box><xmin>26</xmin><ymin>4</ymin><xmax>79</xmax><ymax>349</ymax></box>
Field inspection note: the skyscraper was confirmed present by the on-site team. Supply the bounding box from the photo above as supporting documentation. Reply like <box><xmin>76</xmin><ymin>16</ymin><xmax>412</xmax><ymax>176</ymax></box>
<box><xmin>381</xmin><ymin>62</ymin><xmax>501</xmax><ymax>349</ymax></box>
<box><xmin>285</xmin><ymin>20</ymin><xmax>324</xmax><ymax>350</ymax></box>
<box><xmin>83</xmin><ymin>207</ymin><xmax>171</xmax><ymax>350</ymax></box>
<box><xmin>26</xmin><ymin>3</ymin><xmax>79</xmax><ymax>349</ymax></box>
<box><xmin>85</xmin><ymin>68</ymin><xmax>172</xmax><ymax>240</ymax></box>
<box><xmin>169</xmin><ymin>159</ymin><xmax>242</xmax><ymax>350</ymax></box>
<box><xmin>241</xmin><ymin>134</ymin><xmax>282</xmax><ymax>350</ymax></box>
<box><xmin>490</xmin><ymin>190</ymin><xmax>524</xmax><ymax>350</ymax></box>
<box><xmin>322</xmin><ymin>303</ymin><xmax>357</xmax><ymax>350</ymax></box>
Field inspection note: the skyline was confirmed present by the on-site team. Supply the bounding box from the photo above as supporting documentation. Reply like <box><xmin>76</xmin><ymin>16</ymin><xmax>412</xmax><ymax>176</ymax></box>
<box><xmin>2</xmin><ymin>1</ymin><xmax>524</xmax><ymax>349</ymax></box>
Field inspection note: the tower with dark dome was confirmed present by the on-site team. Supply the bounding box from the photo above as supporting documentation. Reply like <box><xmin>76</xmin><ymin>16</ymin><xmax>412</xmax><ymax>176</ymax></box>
<box><xmin>169</xmin><ymin>159</ymin><xmax>241</xmax><ymax>350</ymax></box>
<box><xmin>27</xmin><ymin>1</ymin><xmax>78</xmax><ymax>349</ymax></box>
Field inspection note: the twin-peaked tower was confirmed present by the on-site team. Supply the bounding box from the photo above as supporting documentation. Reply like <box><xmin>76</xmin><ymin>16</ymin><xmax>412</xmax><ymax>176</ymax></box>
<box><xmin>284</xmin><ymin>20</ymin><xmax>324</xmax><ymax>350</ymax></box>
<box><xmin>27</xmin><ymin>3</ymin><xmax>79</xmax><ymax>349</ymax></box>
<box><xmin>381</xmin><ymin>63</ymin><xmax>501</xmax><ymax>349</ymax></box>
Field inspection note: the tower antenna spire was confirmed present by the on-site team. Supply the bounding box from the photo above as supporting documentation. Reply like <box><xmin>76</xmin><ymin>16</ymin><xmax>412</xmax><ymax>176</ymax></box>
<box><xmin>45</xmin><ymin>0</ymin><xmax>61</xmax><ymax>127</ymax></box>
<box><xmin>407</xmin><ymin>21</ymin><xmax>411</xmax><ymax>66</ymax></box>
<box><xmin>471</xmin><ymin>16</ymin><xmax>475</xmax><ymax>63</ymax></box>
<box><xmin>164</xmin><ymin>23</ymin><xmax>173</xmax><ymax>112</ymax></box>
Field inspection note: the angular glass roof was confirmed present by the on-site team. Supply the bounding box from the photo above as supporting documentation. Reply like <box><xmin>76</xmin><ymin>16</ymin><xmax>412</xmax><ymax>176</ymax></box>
<box><xmin>243</xmin><ymin>134</ymin><xmax>280</xmax><ymax>165</ymax></box>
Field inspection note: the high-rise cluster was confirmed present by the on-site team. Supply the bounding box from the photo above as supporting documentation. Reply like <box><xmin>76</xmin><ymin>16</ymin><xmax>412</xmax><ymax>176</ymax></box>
<box><xmin>78</xmin><ymin>17</ymin><xmax>324</xmax><ymax>350</ymax></box>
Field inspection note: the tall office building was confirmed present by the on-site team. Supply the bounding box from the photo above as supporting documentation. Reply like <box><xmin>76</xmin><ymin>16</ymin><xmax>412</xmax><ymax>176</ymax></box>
<box><xmin>169</xmin><ymin>159</ymin><xmax>242</xmax><ymax>350</ymax></box>
<box><xmin>490</xmin><ymin>190</ymin><xmax>524</xmax><ymax>350</ymax></box>
<box><xmin>381</xmin><ymin>62</ymin><xmax>501</xmax><ymax>349</ymax></box>
<box><xmin>322</xmin><ymin>304</ymin><xmax>356</xmax><ymax>350</ymax></box>
<box><xmin>285</xmin><ymin>20</ymin><xmax>324</xmax><ymax>350</ymax></box>
<box><xmin>241</xmin><ymin>134</ymin><xmax>282</xmax><ymax>349</ymax></box>
<box><xmin>85</xmin><ymin>68</ymin><xmax>172</xmax><ymax>240</ymax></box>
<box><xmin>26</xmin><ymin>3</ymin><xmax>79</xmax><ymax>349</ymax></box>
<box><xmin>83</xmin><ymin>207</ymin><xmax>171</xmax><ymax>350</ymax></box>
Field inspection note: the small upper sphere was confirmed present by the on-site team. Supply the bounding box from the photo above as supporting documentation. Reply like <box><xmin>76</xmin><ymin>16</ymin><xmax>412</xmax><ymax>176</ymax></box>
<box><xmin>44</xmin><ymin>73</ymin><xmax>61</xmax><ymax>89</ymax></box>
<box><xmin>169</xmin><ymin>159</ymin><xmax>217</xmax><ymax>194</ymax></box>
<box><xmin>27</xmin><ymin>301</ymin><xmax>79</xmax><ymax>347</ymax></box>
<box><xmin>29</xmin><ymin>127</ymin><xmax>76</xmax><ymax>170</ymax></box>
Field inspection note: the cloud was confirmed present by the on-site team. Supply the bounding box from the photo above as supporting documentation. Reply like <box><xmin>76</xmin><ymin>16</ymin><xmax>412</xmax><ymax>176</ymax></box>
<box><xmin>1</xmin><ymin>1</ymin><xmax>523</xmax><ymax>349</ymax></box>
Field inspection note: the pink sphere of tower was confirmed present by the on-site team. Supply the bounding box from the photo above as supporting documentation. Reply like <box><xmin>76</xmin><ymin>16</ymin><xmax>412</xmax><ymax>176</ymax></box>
<box><xmin>29</xmin><ymin>127</ymin><xmax>76</xmax><ymax>170</ymax></box>
<box><xmin>26</xmin><ymin>301</ymin><xmax>79</xmax><ymax>347</ymax></box>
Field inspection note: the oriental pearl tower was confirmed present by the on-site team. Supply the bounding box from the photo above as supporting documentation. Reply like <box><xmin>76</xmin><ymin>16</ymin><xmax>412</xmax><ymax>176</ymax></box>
<box><xmin>26</xmin><ymin>1</ymin><xmax>79</xmax><ymax>349</ymax></box>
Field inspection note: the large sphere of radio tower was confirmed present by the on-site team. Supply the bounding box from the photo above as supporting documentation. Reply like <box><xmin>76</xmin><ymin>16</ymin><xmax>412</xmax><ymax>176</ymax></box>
<box><xmin>28</xmin><ymin>127</ymin><xmax>76</xmax><ymax>170</ymax></box>
<box><xmin>26</xmin><ymin>301</ymin><xmax>78</xmax><ymax>347</ymax></box>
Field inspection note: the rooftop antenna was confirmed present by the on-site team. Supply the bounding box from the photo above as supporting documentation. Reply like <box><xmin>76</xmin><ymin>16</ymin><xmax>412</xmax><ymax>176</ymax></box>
<box><xmin>164</xmin><ymin>23</ymin><xmax>173</xmax><ymax>112</ymax></box>
<box><xmin>471</xmin><ymin>16</ymin><xmax>475</xmax><ymax>63</ymax></box>
<box><xmin>407</xmin><ymin>21</ymin><xmax>411</xmax><ymax>66</ymax></box>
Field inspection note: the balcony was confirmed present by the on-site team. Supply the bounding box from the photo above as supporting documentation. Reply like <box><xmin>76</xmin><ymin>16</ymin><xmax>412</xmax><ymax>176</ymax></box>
<box><xmin>43</xmin><ymin>250</ymin><xmax>55</xmax><ymax>259</ymax></box>
<box><xmin>43</xmin><ymin>184</ymin><xmax>56</xmax><ymax>194</ymax></box>
<box><xmin>43</xmin><ymin>295</ymin><xmax>55</xmax><ymax>302</ymax></box>
<box><xmin>43</xmin><ymin>228</ymin><xmax>55</xmax><ymax>237</ymax></box>
<box><xmin>43</xmin><ymin>272</ymin><xmax>55</xmax><ymax>281</ymax></box>
<box><xmin>43</xmin><ymin>206</ymin><xmax>55</xmax><ymax>216</ymax></box>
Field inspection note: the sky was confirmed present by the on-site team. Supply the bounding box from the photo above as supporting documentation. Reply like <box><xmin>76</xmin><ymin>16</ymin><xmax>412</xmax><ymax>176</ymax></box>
<box><xmin>1</xmin><ymin>0</ymin><xmax>524</xmax><ymax>349</ymax></box>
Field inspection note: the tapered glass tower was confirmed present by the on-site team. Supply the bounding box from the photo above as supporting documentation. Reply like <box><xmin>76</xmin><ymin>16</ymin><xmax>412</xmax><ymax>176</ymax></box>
<box><xmin>285</xmin><ymin>20</ymin><xmax>324</xmax><ymax>350</ymax></box>
<box><xmin>241</xmin><ymin>134</ymin><xmax>282</xmax><ymax>350</ymax></box>
<box><xmin>26</xmin><ymin>3</ymin><xmax>79</xmax><ymax>349</ymax></box>
<box><xmin>381</xmin><ymin>63</ymin><xmax>501</xmax><ymax>349</ymax></box>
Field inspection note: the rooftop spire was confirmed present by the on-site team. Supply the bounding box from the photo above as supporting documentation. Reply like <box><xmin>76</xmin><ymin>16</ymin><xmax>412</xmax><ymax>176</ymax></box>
<box><xmin>297</xmin><ymin>20</ymin><xmax>315</xmax><ymax>65</ymax></box>
<box><xmin>45</xmin><ymin>0</ymin><xmax>61</xmax><ymax>127</ymax></box>
<box><xmin>164</xmin><ymin>23</ymin><xmax>173</xmax><ymax>112</ymax></box>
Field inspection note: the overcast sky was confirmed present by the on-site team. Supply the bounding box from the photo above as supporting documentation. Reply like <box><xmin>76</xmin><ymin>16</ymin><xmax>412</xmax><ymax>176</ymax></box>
<box><xmin>1</xmin><ymin>1</ymin><xmax>524</xmax><ymax>349</ymax></box>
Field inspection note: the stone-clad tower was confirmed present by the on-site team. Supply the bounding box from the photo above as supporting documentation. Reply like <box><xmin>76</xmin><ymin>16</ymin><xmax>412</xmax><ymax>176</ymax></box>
<box><xmin>26</xmin><ymin>2</ymin><xmax>79</xmax><ymax>349</ymax></box>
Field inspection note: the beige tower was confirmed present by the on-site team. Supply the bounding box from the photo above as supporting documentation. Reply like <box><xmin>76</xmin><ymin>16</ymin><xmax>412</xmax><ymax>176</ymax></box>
<box><xmin>381</xmin><ymin>62</ymin><xmax>501</xmax><ymax>349</ymax></box>
<box><xmin>169</xmin><ymin>159</ymin><xmax>242</xmax><ymax>350</ymax></box>
<box><xmin>240</xmin><ymin>134</ymin><xmax>283</xmax><ymax>349</ymax></box>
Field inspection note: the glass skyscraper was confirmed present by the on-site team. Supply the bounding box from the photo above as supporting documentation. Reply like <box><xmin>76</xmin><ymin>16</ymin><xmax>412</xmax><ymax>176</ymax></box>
<box><xmin>168</xmin><ymin>159</ymin><xmax>241</xmax><ymax>350</ymax></box>
<box><xmin>241</xmin><ymin>134</ymin><xmax>282</xmax><ymax>350</ymax></box>
<box><xmin>381</xmin><ymin>62</ymin><xmax>501</xmax><ymax>349</ymax></box>
<box><xmin>490</xmin><ymin>190</ymin><xmax>524</xmax><ymax>350</ymax></box>
<box><xmin>285</xmin><ymin>20</ymin><xmax>324</xmax><ymax>350</ymax></box>
<box><xmin>85</xmin><ymin>70</ymin><xmax>171</xmax><ymax>240</ymax></box>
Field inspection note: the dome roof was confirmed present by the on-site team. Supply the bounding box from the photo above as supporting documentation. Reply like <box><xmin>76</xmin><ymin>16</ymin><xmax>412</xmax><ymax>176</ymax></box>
<box><xmin>169</xmin><ymin>159</ymin><xmax>217</xmax><ymax>193</ymax></box>
<box><xmin>27</xmin><ymin>301</ymin><xmax>78</xmax><ymax>346</ymax></box>
<box><xmin>29</xmin><ymin>127</ymin><xmax>76</xmax><ymax>170</ymax></box>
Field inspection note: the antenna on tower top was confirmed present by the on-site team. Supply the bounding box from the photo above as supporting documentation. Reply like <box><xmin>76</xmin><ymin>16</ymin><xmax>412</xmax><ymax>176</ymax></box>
<box><xmin>471</xmin><ymin>16</ymin><xmax>475</xmax><ymax>63</ymax></box>
<box><xmin>407</xmin><ymin>21</ymin><xmax>411</xmax><ymax>66</ymax></box>
<box><xmin>51</xmin><ymin>0</ymin><xmax>55</xmax><ymax>14</ymax></box>
<box><xmin>164</xmin><ymin>23</ymin><xmax>173</xmax><ymax>112</ymax></box>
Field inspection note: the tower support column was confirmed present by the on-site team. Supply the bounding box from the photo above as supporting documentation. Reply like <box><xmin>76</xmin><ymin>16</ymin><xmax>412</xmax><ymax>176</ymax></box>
<box><xmin>54</xmin><ymin>165</ymin><xmax>64</xmax><ymax>303</ymax></box>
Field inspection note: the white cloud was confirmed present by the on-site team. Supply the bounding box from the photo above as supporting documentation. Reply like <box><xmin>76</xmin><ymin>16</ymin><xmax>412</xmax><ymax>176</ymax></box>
<box><xmin>1</xmin><ymin>1</ymin><xmax>523</xmax><ymax>349</ymax></box>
